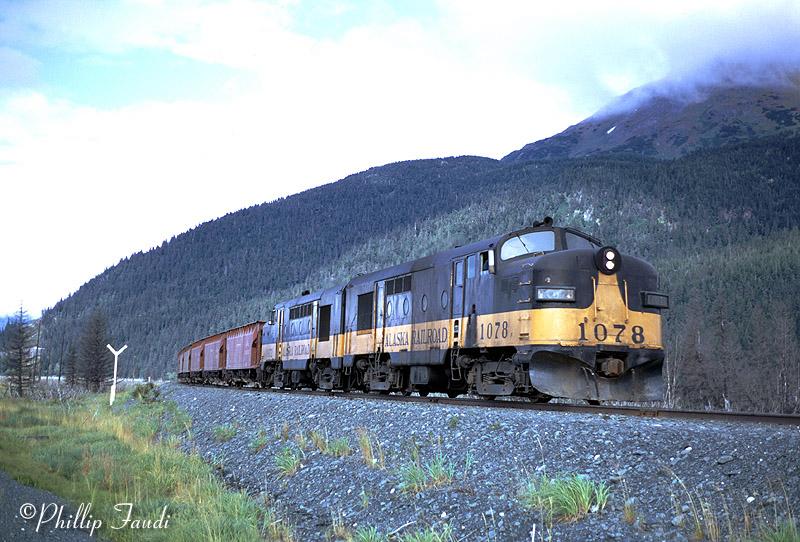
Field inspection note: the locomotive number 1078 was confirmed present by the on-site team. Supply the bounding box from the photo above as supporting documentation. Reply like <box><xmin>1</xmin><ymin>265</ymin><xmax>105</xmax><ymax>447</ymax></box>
<box><xmin>479</xmin><ymin>321</ymin><xmax>510</xmax><ymax>340</ymax></box>
<box><xmin>578</xmin><ymin>322</ymin><xmax>645</xmax><ymax>344</ymax></box>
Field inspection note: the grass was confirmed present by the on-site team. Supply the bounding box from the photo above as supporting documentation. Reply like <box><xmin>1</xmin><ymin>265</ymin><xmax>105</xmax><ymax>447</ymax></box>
<box><xmin>447</xmin><ymin>415</ymin><xmax>459</xmax><ymax>429</ymax></box>
<box><xmin>274</xmin><ymin>446</ymin><xmax>301</xmax><ymax>477</ymax></box>
<box><xmin>131</xmin><ymin>382</ymin><xmax>161</xmax><ymax>402</ymax></box>
<box><xmin>307</xmin><ymin>429</ymin><xmax>350</xmax><ymax>458</ymax></box>
<box><xmin>309</xmin><ymin>429</ymin><xmax>328</xmax><ymax>453</ymax></box>
<box><xmin>356</xmin><ymin>428</ymin><xmax>385</xmax><ymax>469</ymax></box>
<box><xmin>328</xmin><ymin>436</ymin><xmax>351</xmax><ymax>458</ymax></box>
<box><xmin>520</xmin><ymin>474</ymin><xmax>610</xmax><ymax>522</ymax></box>
<box><xmin>623</xmin><ymin>497</ymin><xmax>637</xmax><ymax>525</ymax></box>
<box><xmin>425</xmin><ymin>450</ymin><xmax>455</xmax><ymax>487</ymax></box>
<box><xmin>249</xmin><ymin>429</ymin><xmax>269</xmax><ymax>454</ymax></box>
<box><xmin>399</xmin><ymin>450</ymin><xmax>457</xmax><ymax>493</ymax></box>
<box><xmin>399</xmin><ymin>460</ymin><xmax>428</xmax><ymax>493</ymax></box>
<box><xmin>330</xmin><ymin>509</ymin><xmax>352</xmax><ymax>541</ymax></box>
<box><xmin>701</xmin><ymin>498</ymin><xmax>722</xmax><ymax>542</ymax></box>
<box><xmin>462</xmin><ymin>450</ymin><xmax>475</xmax><ymax>480</ymax></box>
<box><xmin>0</xmin><ymin>392</ymin><xmax>279</xmax><ymax>541</ymax></box>
<box><xmin>664</xmin><ymin>471</ymin><xmax>797</xmax><ymax>542</ymax></box>
<box><xmin>209</xmin><ymin>451</ymin><xmax>227</xmax><ymax>471</ymax></box>
<box><xmin>359</xmin><ymin>487</ymin><xmax>370</xmax><ymax>509</ymax></box>
<box><xmin>279</xmin><ymin>422</ymin><xmax>290</xmax><ymax>441</ymax></box>
<box><xmin>293</xmin><ymin>432</ymin><xmax>309</xmax><ymax>451</ymax></box>
<box><xmin>752</xmin><ymin>520</ymin><xmax>799</xmax><ymax>542</ymax></box>
<box><xmin>399</xmin><ymin>524</ymin><xmax>455</xmax><ymax>542</ymax></box>
<box><xmin>354</xmin><ymin>525</ymin><xmax>387</xmax><ymax>542</ymax></box>
<box><xmin>261</xmin><ymin>508</ymin><xmax>296</xmax><ymax>541</ymax></box>
<box><xmin>212</xmin><ymin>423</ymin><xmax>237</xmax><ymax>442</ymax></box>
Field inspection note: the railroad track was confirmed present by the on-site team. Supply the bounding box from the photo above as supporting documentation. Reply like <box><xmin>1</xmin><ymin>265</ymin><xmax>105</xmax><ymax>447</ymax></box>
<box><xmin>181</xmin><ymin>383</ymin><xmax>800</xmax><ymax>426</ymax></box>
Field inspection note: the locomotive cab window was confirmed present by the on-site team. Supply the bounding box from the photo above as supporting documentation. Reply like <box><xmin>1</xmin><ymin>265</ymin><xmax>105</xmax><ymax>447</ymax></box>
<box><xmin>565</xmin><ymin>232</ymin><xmax>599</xmax><ymax>250</ymax></box>
<box><xmin>480</xmin><ymin>251</ymin><xmax>491</xmax><ymax>274</ymax></box>
<box><xmin>455</xmin><ymin>260</ymin><xmax>464</xmax><ymax>286</ymax></box>
<box><xmin>467</xmin><ymin>254</ymin><xmax>476</xmax><ymax>279</ymax></box>
<box><xmin>500</xmin><ymin>231</ymin><xmax>555</xmax><ymax>261</ymax></box>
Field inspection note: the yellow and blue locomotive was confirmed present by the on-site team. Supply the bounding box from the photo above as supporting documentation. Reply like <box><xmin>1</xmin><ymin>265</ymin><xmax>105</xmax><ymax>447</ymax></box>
<box><xmin>179</xmin><ymin>218</ymin><xmax>668</xmax><ymax>402</ymax></box>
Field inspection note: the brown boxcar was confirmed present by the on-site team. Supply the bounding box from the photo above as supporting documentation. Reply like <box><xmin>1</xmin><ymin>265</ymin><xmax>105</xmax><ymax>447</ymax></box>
<box><xmin>204</xmin><ymin>336</ymin><xmax>226</xmax><ymax>371</ymax></box>
<box><xmin>178</xmin><ymin>322</ymin><xmax>265</xmax><ymax>384</ymax></box>
<box><xmin>177</xmin><ymin>347</ymin><xmax>190</xmax><ymax>382</ymax></box>
<box><xmin>190</xmin><ymin>343</ymin><xmax>204</xmax><ymax>373</ymax></box>
<box><xmin>225</xmin><ymin>322</ymin><xmax>264</xmax><ymax>370</ymax></box>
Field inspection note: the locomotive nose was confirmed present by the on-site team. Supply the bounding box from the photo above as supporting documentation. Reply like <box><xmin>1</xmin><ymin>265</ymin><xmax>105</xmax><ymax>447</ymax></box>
<box><xmin>594</xmin><ymin>246</ymin><xmax>621</xmax><ymax>274</ymax></box>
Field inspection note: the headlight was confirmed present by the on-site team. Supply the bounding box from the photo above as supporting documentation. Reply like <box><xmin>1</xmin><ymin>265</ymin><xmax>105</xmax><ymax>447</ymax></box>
<box><xmin>642</xmin><ymin>291</ymin><xmax>669</xmax><ymax>309</ymax></box>
<box><xmin>595</xmin><ymin>246</ymin><xmax>621</xmax><ymax>275</ymax></box>
<box><xmin>536</xmin><ymin>286</ymin><xmax>576</xmax><ymax>302</ymax></box>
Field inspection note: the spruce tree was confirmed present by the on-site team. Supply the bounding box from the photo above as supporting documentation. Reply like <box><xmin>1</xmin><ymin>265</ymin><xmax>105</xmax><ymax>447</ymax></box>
<box><xmin>79</xmin><ymin>311</ymin><xmax>111</xmax><ymax>392</ymax></box>
<box><xmin>64</xmin><ymin>345</ymin><xmax>78</xmax><ymax>387</ymax></box>
<box><xmin>2</xmin><ymin>306</ymin><xmax>34</xmax><ymax>397</ymax></box>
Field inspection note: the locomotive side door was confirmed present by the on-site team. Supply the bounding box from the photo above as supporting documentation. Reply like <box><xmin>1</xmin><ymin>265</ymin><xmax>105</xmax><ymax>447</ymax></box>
<box><xmin>373</xmin><ymin>281</ymin><xmax>386</xmax><ymax>355</ymax></box>
<box><xmin>451</xmin><ymin>258</ymin><xmax>466</xmax><ymax>347</ymax></box>
<box><xmin>310</xmin><ymin>301</ymin><xmax>318</xmax><ymax>359</ymax></box>
<box><xmin>462</xmin><ymin>254</ymin><xmax>480</xmax><ymax>347</ymax></box>
<box><xmin>276</xmin><ymin>308</ymin><xmax>285</xmax><ymax>361</ymax></box>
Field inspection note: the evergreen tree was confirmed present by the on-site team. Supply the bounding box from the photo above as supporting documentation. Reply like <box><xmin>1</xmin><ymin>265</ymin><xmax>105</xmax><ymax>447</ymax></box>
<box><xmin>79</xmin><ymin>311</ymin><xmax>111</xmax><ymax>392</ymax></box>
<box><xmin>2</xmin><ymin>306</ymin><xmax>35</xmax><ymax>397</ymax></box>
<box><xmin>64</xmin><ymin>345</ymin><xmax>78</xmax><ymax>387</ymax></box>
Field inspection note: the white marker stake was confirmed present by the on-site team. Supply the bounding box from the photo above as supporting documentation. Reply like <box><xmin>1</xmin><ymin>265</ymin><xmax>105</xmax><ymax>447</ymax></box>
<box><xmin>107</xmin><ymin>344</ymin><xmax>128</xmax><ymax>406</ymax></box>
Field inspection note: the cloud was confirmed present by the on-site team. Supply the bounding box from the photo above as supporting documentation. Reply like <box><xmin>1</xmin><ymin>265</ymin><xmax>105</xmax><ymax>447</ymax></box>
<box><xmin>1</xmin><ymin>0</ymin><xmax>799</xmax><ymax>315</ymax></box>
<box><xmin>437</xmin><ymin>0</ymin><xmax>800</xmax><ymax>110</ymax></box>
<box><xmin>0</xmin><ymin>12</ymin><xmax>575</xmax><ymax>315</ymax></box>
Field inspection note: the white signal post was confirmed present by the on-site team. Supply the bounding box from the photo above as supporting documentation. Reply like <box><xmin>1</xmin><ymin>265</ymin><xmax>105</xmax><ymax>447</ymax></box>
<box><xmin>107</xmin><ymin>344</ymin><xmax>128</xmax><ymax>406</ymax></box>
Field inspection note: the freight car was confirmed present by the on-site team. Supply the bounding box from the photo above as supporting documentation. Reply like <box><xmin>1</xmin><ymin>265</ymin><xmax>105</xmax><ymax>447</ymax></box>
<box><xmin>178</xmin><ymin>218</ymin><xmax>669</xmax><ymax>402</ymax></box>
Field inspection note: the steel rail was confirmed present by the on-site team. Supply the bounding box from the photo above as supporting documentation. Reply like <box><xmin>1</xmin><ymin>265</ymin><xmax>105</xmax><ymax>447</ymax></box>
<box><xmin>179</xmin><ymin>383</ymin><xmax>800</xmax><ymax>426</ymax></box>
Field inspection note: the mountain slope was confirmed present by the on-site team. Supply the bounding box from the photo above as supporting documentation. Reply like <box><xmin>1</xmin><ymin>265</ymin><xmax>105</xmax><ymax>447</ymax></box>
<box><xmin>36</xmin><ymin>79</ymin><xmax>800</xmax><ymax>412</ymax></box>
<box><xmin>503</xmin><ymin>82</ymin><xmax>800</xmax><ymax>161</ymax></box>
<box><xmin>41</xmin><ymin>135</ymin><xmax>800</xmax><ymax>377</ymax></box>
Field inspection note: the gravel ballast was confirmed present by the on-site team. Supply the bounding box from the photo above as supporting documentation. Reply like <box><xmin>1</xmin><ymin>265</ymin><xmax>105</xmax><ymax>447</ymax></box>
<box><xmin>161</xmin><ymin>383</ymin><xmax>800</xmax><ymax>541</ymax></box>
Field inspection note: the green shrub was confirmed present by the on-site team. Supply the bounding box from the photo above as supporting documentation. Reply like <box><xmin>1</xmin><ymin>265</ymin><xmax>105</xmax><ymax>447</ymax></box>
<box><xmin>425</xmin><ymin>450</ymin><xmax>455</xmax><ymax>486</ymax></box>
<box><xmin>212</xmin><ymin>423</ymin><xmax>237</xmax><ymax>442</ymax></box>
<box><xmin>327</xmin><ymin>437</ymin><xmax>351</xmax><ymax>458</ymax></box>
<box><xmin>355</xmin><ymin>525</ymin><xmax>387</xmax><ymax>542</ymax></box>
<box><xmin>275</xmin><ymin>446</ymin><xmax>301</xmax><ymax>477</ymax></box>
<box><xmin>131</xmin><ymin>382</ymin><xmax>160</xmax><ymax>403</ymax></box>
<box><xmin>399</xmin><ymin>461</ymin><xmax>427</xmax><ymax>493</ymax></box>
<box><xmin>249</xmin><ymin>429</ymin><xmax>269</xmax><ymax>453</ymax></box>
<box><xmin>520</xmin><ymin>474</ymin><xmax>610</xmax><ymax>522</ymax></box>
<box><xmin>399</xmin><ymin>524</ymin><xmax>454</xmax><ymax>542</ymax></box>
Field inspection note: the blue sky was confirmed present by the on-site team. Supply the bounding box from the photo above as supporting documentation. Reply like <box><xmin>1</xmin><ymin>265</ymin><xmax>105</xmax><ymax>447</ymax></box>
<box><xmin>1</xmin><ymin>1</ymin><xmax>441</xmax><ymax>107</ymax></box>
<box><xmin>1</xmin><ymin>0</ymin><xmax>798</xmax><ymax>317</ymax></box>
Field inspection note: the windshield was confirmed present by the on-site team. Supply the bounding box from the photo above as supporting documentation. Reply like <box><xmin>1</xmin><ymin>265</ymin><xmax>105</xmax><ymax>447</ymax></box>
<box><xmin>500</xmin><ymin>230</ymin><xmax>555</xmax><ymax>260</ymax></box>
<box><xmin>565</xmin><ymin>232</ymin><xmax>600</xmax><ymax>250</ymax></box>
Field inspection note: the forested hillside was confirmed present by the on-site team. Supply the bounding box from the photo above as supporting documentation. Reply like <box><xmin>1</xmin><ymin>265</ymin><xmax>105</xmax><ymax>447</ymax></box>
<box><xmin>37</xmin><ymin>131</ymin><xmax>800</xmax><ymax>412</ymax></box>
